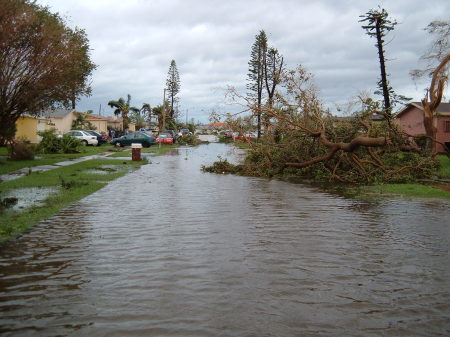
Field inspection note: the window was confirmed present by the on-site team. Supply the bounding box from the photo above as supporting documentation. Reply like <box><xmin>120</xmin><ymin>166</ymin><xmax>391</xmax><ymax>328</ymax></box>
<box><xmin>445</xmin><ymin>121</ymin><xmax>450</xmax><ymax>133</ymax></box>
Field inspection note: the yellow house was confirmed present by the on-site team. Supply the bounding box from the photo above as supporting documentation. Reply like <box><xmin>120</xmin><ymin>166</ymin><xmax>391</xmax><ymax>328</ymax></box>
<box><xmin>85</xmin><ymin>114</ymin><xmax>108</xmax><ymax>133</ymax></box>
<box><xmin>15</xmin><ymin>115</ymin><xmax>51</xmax><ymax>143</ymax></box>
<box><xmin>44</xmin><ymin>109</ymin><xmax>78</xmax><ymax>135</ymax></box>
<box><xmin>106</xmin><ymin>116</ymin><xmax>136</xmax><ymax>131</ymax></box>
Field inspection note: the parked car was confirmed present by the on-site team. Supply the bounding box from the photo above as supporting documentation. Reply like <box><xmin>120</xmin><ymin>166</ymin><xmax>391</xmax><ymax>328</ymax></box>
<box><xmin>163</xmin><ymin>130</ymin><xmax>177</xmax><ymax>143</ymax></box>
<box><xmin>110</xmin><ymin>131</ymin><xmax>156</xmax><ymax>148</ymax></box>
<box><xmin>156</xmin><ymin>133</ymin><xmax>174</xmax><ymax>144</ymax></box>
<box><xmin>65</xmin><ymin>130</ymin><xmax>98</xmax><ymax>146</ymax></box>
<box><xmin>223</xmin><ymin>130</ymin><xmax>234</xmax><ymax>138</ymax></box>
<box><xmin>179</xmin><ymin>128</ymin><xmax>192</xmax><ymax>136</ymax></box>
<box><xmin>244</xmin><ymin>132</ymin><xmax>257</xmax><ymax>140</ymax></box>
<box><xmin>85</xmin><ymin>130</ymin><xmax>108</xmax><ymax>146</ymax></box>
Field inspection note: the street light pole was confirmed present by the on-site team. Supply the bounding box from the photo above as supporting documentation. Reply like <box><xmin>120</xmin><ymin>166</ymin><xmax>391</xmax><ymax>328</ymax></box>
<box><xmin>162</xmin><ymin>88</ymin><xmax>166</xmax><ymax>131</ymax></box>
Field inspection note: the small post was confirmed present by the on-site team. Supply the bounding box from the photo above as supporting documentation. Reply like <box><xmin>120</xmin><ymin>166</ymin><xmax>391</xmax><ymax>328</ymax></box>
<box><xmin>131</xmin><ymin>143</ymin><xmax>142</xmax><ymax>161</ymax></box>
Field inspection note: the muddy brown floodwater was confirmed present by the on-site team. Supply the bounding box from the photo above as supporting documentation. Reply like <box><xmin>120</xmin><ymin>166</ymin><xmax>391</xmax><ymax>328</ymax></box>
<box><xmin>1</xmin><ymin>143</ymin><xmax>449</xmax><ymax>337</ymax></box>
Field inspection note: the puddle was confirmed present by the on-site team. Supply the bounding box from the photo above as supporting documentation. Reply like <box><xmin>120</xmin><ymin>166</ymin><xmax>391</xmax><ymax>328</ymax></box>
<box><xmin>0</xmin><ymin>187</ymin><xmax>58</xmax><ymax>213</ymax></box>
<box><xmin>84</xmin><ymin>165</ymin><xmax>119</xmax><ymax>175</ymax></box>
<box><xmin>198</xmin><ymin>135</ymin><xmax>219</xmax><ymax>142</ymax></box>
<box><xmin>143</xmin><ymin>149</ymin><xmax>180</xmax><ymax>156</ymax></box>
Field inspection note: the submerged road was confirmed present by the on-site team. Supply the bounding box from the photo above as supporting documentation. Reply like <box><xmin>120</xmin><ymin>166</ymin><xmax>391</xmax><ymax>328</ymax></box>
<box><xmin>1</xmin><ymin>143</ymin><xmax>449</xmax><ymax>336</ymax></box>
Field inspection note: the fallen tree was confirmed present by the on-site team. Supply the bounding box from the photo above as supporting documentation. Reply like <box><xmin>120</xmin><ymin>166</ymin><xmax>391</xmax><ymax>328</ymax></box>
<box><xmin>208</xmin><ymin>65</ymin><xmax>441</xmax><ymax>184</ymax></box>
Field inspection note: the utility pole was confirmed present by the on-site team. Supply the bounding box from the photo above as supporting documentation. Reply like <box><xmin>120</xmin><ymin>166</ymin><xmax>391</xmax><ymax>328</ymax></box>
<box><xmin>162</xmin><ymin>88</ymin><xmax>166</xmax><ymax>131</ymax></box>
<box><xmin>186</xmin><ymin>108</ymin><xmax>188</xmax><ymax>125</ymax></box>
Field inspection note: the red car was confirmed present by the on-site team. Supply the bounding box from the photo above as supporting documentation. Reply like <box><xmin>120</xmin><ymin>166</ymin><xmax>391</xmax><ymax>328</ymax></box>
<box><xmin>156</xmin><ymin>133</ymin><xmax>174</xmax><ymax>144</ymax></box>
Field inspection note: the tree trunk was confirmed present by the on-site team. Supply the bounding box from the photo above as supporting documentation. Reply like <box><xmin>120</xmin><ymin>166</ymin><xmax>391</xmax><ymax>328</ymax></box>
<box><xmin>375</xmin><ymin>18</ymin><xmax>391</xmax><ymax>111</ymax></box>
<box><xmin>421</xmin><ymin>54</ymin><xmax>450</xmax><ymax>154</ymax></box>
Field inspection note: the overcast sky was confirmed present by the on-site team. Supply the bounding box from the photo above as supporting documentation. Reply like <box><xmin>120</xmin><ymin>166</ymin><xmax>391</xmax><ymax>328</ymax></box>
<box><xmin>40</xmin><ymin>0</ymin><xmax>449</xmax><ymax>123</ymax></box>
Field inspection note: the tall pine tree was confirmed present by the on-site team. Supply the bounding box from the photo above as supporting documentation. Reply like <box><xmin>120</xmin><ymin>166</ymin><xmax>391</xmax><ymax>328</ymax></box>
<box><xmin>247</xmin><ymin>30</ymin><xmax>268</xmax><ymax>138</ymax></box>
<box><xmin>166</xmin><ymin>59</ymin><xmax>180</xmax><ymax>118</ymax></box>
<box><xmin>360</xmin><ymin>8</ymin><xmax>397</xmax><ymax>112</ymax></box>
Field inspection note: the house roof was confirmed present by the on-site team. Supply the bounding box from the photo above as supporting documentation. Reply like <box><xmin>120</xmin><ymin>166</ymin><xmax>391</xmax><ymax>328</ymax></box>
<box><xmin>85</xmin><ymin>113</ymin><xmax>108</xmax><ymax>121</ymax></box>
<box><xmin>397</xmin><ymin>102</ymin><xmax>450</xmax><ymax>117</ymax></box>
<box><xmin>106</xmin><ymin>116</ymin><xmax>122</xmax><ymax>122</ymax></box>
<box><xmin>42</xmin><ymin>108</ymin><xmax>75</xmax><ymax>118</ymax></box>
<box><xmin>21</xmin><ymin>113</ymin><xmax>50</xmax><ymax>121</ymax></box>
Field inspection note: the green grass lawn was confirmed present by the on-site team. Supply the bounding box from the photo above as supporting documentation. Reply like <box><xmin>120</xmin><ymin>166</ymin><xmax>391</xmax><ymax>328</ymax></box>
<box><xmin>350</xmin><ymin>155</ymin><xmax>450</xmax><ymax>201</ymax></box>
<box><xmin>362</xmin><ymin>183</ymin><xmax>450</xmax><ymax>200</ymax></box>
<box><xmin>0</xmin><ymin>145</ymin><xmax>116</xmax><ymax>175</ymax></box>
<box><xmin>437</xmin><ymin>154</ymin><xmax>450</xmax><ymax>178</ymax></box>
<box><xmin>0</xmin><ymin>158</ymin><xmax>145</xmax><ymax>244</ymax></box>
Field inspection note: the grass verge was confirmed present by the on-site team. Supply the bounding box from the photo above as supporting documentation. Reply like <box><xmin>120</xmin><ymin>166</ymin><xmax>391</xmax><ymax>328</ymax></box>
<box><xmin>357</xmin><ymin>183</ymin><xmax>450</xmax><ymax>200</ymax></box>
<box><xmin>0</xmin><ymin>145</ymin><xmax>117</xmax><ymax>175</ymax></box>
<box><xmin>0</xmin><ymin>158</ymin><xmax>145</xmax><ymax>244</ymax></box>
<box><xmin>437</xmin><ymin>154</ymin><xmax>450</xmax><ymax>178</ymax></box>
<box><xmin>359</xmin><ymin>155</ymin><xmax>450</xmax><ymax>200</ymax></box>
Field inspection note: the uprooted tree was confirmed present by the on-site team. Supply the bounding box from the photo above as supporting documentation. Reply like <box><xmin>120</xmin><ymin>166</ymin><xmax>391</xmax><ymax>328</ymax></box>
<box><xmin>210</xmin><ymin>63</ymin><xmax>443</xmax><ymax>184</ymax></box>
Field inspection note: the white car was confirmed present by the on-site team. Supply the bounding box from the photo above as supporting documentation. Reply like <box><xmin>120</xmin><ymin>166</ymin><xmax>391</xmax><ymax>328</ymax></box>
<box><xmin>65</xmin><ymin>130</ymin><xmax>98</xmax><ymax>146</ymax></box>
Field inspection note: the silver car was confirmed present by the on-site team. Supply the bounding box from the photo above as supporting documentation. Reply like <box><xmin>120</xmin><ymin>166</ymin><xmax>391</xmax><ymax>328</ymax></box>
<box><xmin>64</xmin><ymin>130</ymin><xmax>98</xmax><ymax>146</ymax></box>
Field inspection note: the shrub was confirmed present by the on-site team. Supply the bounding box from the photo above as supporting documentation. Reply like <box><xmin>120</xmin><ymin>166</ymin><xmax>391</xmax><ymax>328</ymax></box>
<box><xmin>60</xmin><ymin>134</ymin><xmax>82</xmax><ymax>153</ymax></box>
<box><xmin>37</xmin><ymin>129</ymin><xmax>61</xmax><ymax>153</ymax></box>
<box><xmin>37</xmin><ymin>129</ymin><xmax>81</xmax><ymax>154</ymax></box>
<box><xmin>201</xmin><ymin>156</ymin><xmax>241</xmax><ymax>174</ymax></box>
<box><xmin>177</xmin><ymin>134</ymin><xmax>202</xmax><ymax>146</ymax></box>
<box><xmin>7</xmin><ymin>140</ymin><xmax>35</xmax><ymax>160</ymax></box>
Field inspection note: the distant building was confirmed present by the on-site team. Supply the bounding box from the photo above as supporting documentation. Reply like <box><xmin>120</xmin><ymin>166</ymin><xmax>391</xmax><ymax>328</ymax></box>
<box><xmin>106</xmin><ymin>116</ymin><xmax>136</xmax><ymax>132</ymax></box>
<box><xmin>396</xmin><ymin>102</ymin><xmax>450</xmax><ymax>153</ymax></box>
<box><xmin>85</xmin><ymin>113</ymin><xmax>108</xmax><ymax>134</ymax></box>
<box><xmin>43</xmin><ymin>109</ymin><xmax>78</xmax><ymax>134</ymax></box>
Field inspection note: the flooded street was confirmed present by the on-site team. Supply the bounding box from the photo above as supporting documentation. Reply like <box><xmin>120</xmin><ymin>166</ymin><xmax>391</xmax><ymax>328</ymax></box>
<box><xmin>0</xmin><ymin>143</ymin><xmax>449</xmax><ymax>336</ymax></box>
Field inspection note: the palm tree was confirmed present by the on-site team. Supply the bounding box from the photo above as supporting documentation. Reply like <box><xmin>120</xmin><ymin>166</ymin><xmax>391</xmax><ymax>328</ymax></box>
<box><xmin>141</xmin><ymin>103</ymin><xmax>152</xmax><ymax>125</ymax></box>
<box><xmin>107</xmin><ymin>94</ymin><xmax>139</xmax><ymax>131</ymax></box>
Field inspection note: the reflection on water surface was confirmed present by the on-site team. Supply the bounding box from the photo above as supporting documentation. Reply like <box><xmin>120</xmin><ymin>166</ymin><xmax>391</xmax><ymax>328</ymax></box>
<box><xmin>1</xmin><ymin>143</ymin><xmax>449</xmax><ymax>336</ymax></box>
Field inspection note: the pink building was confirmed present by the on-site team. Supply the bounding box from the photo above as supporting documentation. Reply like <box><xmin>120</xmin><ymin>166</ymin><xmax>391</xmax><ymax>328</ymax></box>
<box><xmin>397</xmin><ymin>102</ymin><xmax>450</xmax><ymax>153</ymax></box>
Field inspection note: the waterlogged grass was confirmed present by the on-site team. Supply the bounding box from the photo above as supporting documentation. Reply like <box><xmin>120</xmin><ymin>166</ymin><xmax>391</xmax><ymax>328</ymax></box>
<box><xmin>361</xmin><ymin>183</ymin><xmax>450</xmax><ymax>200</ymax></box>
<box><xmin>0</xmin><ymin>157</ymin><xmax>67</xmax><ymax>174</ymax></box>
<box><xmin>0</xmin><ymin>158</ymin><xmax>144</xmax><ymax>244</ymax></box>
<box><xmin>0</xmin><ymin>145</ymin><xmax>117</xmax><ymax>175</ymax></box>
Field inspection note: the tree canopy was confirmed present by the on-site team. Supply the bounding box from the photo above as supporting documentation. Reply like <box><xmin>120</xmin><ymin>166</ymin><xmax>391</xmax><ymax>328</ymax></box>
<box><xmin>108</xmin><ymin>94</ymin><xmax>139</xmax><ymax>131</ymax></box>
<box><xmin>359</xmin><ymin>7</ymin><xmax>397</xmax><ymax>112</ymax></box>
<box><xmin>166</xmin><ymin>60</ymin><xmax>180</xmax><ymax>118</ymax></box>
<box><xmin>247</xmin><ymin>30</ymin><xmax>268</xmax><ymax>138</ymax></box>
<box><xmin>0</xmin><ymin>0</ymin><xmax>96</xmax><ymax>143</ymax></box>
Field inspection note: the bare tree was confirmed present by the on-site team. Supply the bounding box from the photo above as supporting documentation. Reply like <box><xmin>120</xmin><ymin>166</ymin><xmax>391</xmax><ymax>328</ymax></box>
<box><xmin>420</xmin><ymin>54</ymin><xmax>450</xmax><ymax>154</ymax></box>
<box><xmin>411</xmin><ymin>20</ymin><xmax>450</xmax><ymax>81</ymax></box>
